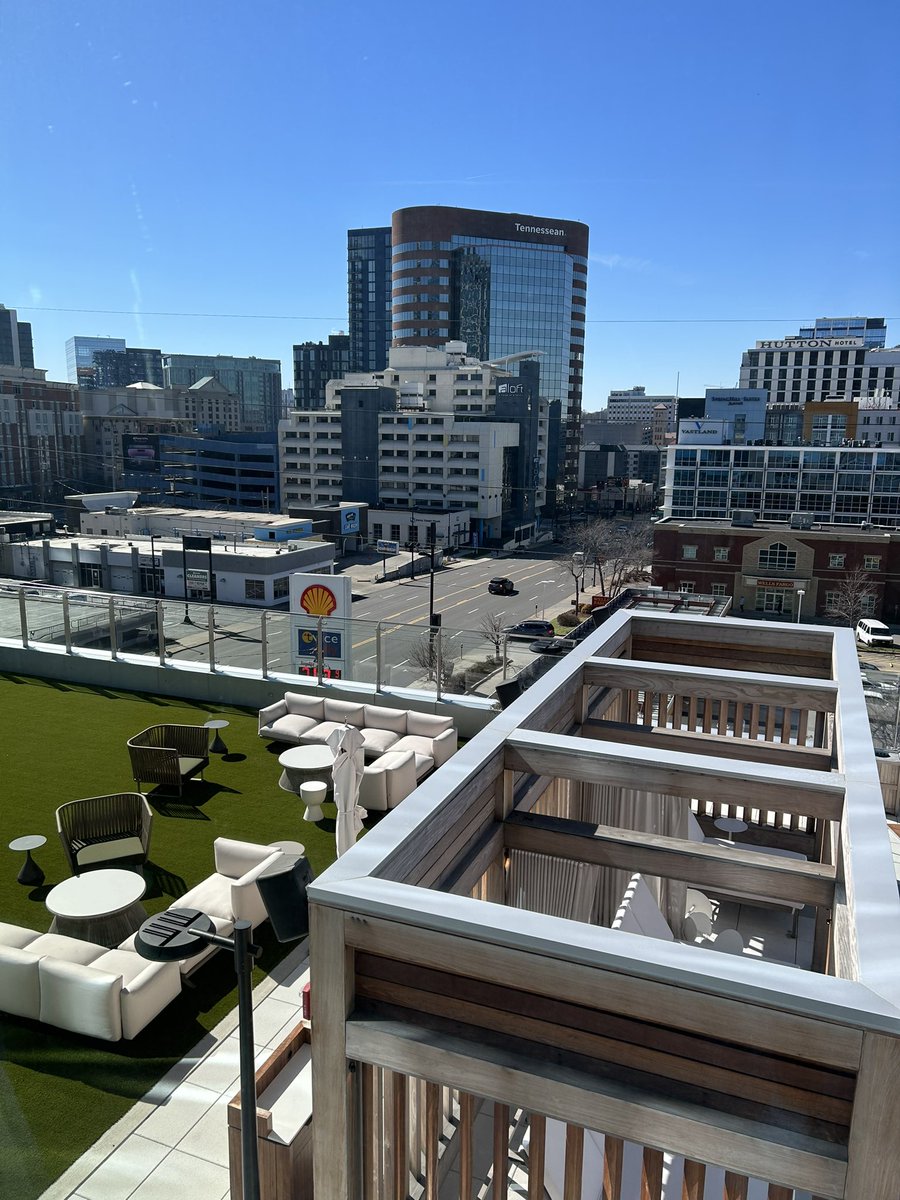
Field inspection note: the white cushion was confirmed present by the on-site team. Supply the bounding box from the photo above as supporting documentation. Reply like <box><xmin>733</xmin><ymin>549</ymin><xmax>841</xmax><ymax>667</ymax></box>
<box><xmin>323</xmin><ymin>699</ymin><xmax>365</xmax><ymax>726</ymax></box>
<box><xmin>28</xmin><ymin>933</ymin><xmax>105</xmax><ymax>965</ymax></box>
<box><xmin>0</xmin><ymin>944</ymin><xmax>41</xmax><ymax>1019</ymax></box>
<box><xmin>406</xmin><ymin>712</ymin><xmax>454</xmax><ymax>737</ymax></box>
<box><xmin>214</xmin><ymin>837</ymin><xmax>278</xmax><ymax>880</ymax></box>
<box><xmin>283</xmin><ymin>693</ymin><xmax>324</xmax><ymax>720</ymax></box>
<box><xmin>0</xmin><ymin>921</ymin><xmax>39</xmax><ymax>950</ymax></box>
<box><xmin>390</xmin><ymin>736</ymin><xmax>437</xmax><ymax>775</ymax></box>
<box><xmin>303</xmin><ymin>720</ymin><xmax>356</xmax><ymax>745</ymax></box>
<box><xmin>359</xmin><ymin>750</ymin><xmax>418</xmax><ymax>812</ymax></box>
<box><xmin>39</xmin><ymin>957</ymin><xmax>123</xmax><ymax>1041</ymax></box>
<box><xmin>92</xmin><ymin>950</ymin><xmax>182</xmax><ymax>1040</ymax></box>
<box><xmin>178</xmin><ymin>873</ymin><xmax>234</xmax><ymax>923</ymax></box>
<box><xmin>363</xmin><ymin>704</ymin><xmax>408</xmax><ymax>735</ymax></box>
<box><xmin>76</xmin><ymin>836</ymin><xmax>146</xmax><ymax>868</ymax></box>
<box><xmin>359</xmin><ymin>727</ymin><xmax>401</xmax><ymax>757</ymax></box>
<box><xmin>264</xmin><ymin>714</ymin><xmax>321</xmax><ymax>743</ymax></box>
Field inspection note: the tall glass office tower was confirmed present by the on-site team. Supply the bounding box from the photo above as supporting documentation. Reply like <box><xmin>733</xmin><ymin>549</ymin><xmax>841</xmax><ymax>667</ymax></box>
<box><xmin>796</xmin><ymin>316</ymin><xmax>887</xmax><ymax>349</ymax></box>
<box><xmin>162</xmin><ymin>354</ymin><xmax>282</xmax><ymax>431</ymax></box>
<box><xmin>348</xmin><ymin>227</ymin><xmax>392</xmax><ymax>372</ymax></box>
<box><xmin>391</xmin><ymin>207</ymin><xmax>589</xmax><ymax>504</ymax></box>
<box><xmin>66</xmin><ymin>336</ymin><xmax>126</xmax><ymax>387</ymax></box>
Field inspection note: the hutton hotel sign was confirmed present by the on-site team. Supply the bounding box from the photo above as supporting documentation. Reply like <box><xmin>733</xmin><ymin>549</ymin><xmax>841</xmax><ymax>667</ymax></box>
<box><xmin>755</xmin><ymin>338</ymin><xmax>863</xmax><ymax>350</ymax></box>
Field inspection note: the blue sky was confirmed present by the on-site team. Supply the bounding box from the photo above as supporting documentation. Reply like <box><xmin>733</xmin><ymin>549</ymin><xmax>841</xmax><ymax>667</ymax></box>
<box><xmin>2</xmin><ymin>0</ymin><xmax>898</xmax><ymax>408</ymax></box>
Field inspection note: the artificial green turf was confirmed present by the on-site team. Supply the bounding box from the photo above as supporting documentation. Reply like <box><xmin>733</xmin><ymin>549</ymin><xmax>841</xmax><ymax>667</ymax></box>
<box><xmin>0</xmin><ymin>673</ymin><xmax>340</xmax><ymax>1200</ymax></box>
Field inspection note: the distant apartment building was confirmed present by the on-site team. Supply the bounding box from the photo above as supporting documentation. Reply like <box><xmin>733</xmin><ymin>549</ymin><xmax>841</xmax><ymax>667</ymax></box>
<box><xmin>348</xmin><ymin>227</ymin><xmax>392</xmax><ymax>372</ymax></box>
<box><xmin>293</xmin><ymin>334</ymin><xmax>351</xmax><ymax>410</ymax></box>
<box><xmin>0</xmin><ymin>367</ymin><xmax>82</xmax><ymax>502</ymax></box>
<box><xmin>162</xmin><ymin>353</ymin><xmax>282</xmax><ymax>431</ymax></box>
<box><xmin>0</xmin><ymin>305</ymin><xmax>34</xmax><ymax>370</ymax></box>
<box><xmin>653</xmin><ymin>515</ymin><xmax>900</xmax><ymax>620</ymax></box>
<box><xmin>279</xmin><ymin>342</ymin><xmax>550</xmax><ymax>546</ymax></box>
<box><xmin>605</xmin><ymin>386</ymin><xmax>678</xmax><ymax>431</ymax></box>
<box><xmin>664</xmin><ymin>443</ymin><xmax>900</xmax><ymax>526</ymax></box>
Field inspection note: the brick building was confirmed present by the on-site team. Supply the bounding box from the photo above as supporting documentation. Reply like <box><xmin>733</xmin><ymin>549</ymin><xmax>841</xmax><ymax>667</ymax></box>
<box><xmin>653</xmin><ymin>516</ymin><xmax>900</xmax><ymax>621</ymax></box>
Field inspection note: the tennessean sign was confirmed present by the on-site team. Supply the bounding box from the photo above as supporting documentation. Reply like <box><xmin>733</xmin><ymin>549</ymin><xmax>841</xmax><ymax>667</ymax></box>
<box><xmin>514</xmin><ymin>222</ymin><xmax>565</xmax><ymax>237</ymax></box>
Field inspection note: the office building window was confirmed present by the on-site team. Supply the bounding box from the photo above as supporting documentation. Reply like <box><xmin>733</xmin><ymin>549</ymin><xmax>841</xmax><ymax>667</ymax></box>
<box><xmin>711</xmin><ymin>583</ymin><xmax>727</xmax><ymax>596</ymax></box>
<box><xmin>864</xmin><ymin>555</ymin><xmax>881</xmax><ymax>570</ymax></box>
<box><xmin>861</xmin><ymin>594</ymin><xmax>877</xmax><ymax>615</ymax></box>
<box><xmin>829</xmin><ymin>554</ymin><xmax>846</xmax><ymax>568</ymax></box>
<box><xmin>682</xmin><ymin>545</ymin><xmax>698</xmax><ymax>560</ymax></box>
<box><xmin>678</xmin><ymin>581</ymin><xmax>695</xmax><ymax>594</ymax></box>
<box><xmin>757</xmin><ymin>542</ymin><xmax>796</xmax><ymax>571</ymax></box>
<box><xmin>713</xmin><ymin>547</ymin><xmax>729</xmax><ymax>562</ymax></box>
<box><xmin>245</xmin><ymin>579</ymin><xmax>265</xmax><ymax>600</ymax></box>
<box><xmin>273</xmin><ymin>577</ymin><xmax>290</xmax><ymax>600</ymax></box>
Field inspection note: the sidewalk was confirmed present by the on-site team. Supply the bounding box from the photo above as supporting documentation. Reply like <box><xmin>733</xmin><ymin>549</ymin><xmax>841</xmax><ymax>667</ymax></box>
<box><xmin>41</xmin><ymin>944</ymin><xmax>311</xmax><ymax>1200</ymax></box>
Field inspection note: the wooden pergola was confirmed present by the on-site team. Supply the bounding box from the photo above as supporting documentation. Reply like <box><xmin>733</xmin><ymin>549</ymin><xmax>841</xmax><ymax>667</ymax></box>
<box><xmin>308</xmin><ymin>612</ymin><xmax>900</xmax><ymax>1200</ymax></box>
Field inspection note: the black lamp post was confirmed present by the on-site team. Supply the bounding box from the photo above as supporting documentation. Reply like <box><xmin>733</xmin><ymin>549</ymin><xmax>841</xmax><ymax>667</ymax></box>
<box><xmin>135</xmin><ymin>854</ymin><xmax>313</xmax><ymax>1200</ymax></box>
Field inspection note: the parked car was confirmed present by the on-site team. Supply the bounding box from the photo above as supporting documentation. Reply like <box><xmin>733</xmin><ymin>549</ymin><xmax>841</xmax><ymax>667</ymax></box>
<box><xmin>488</xmin><ymin>577</ymin><xmax>515</xmax><ymax>595</ymax></box>
<box><xmin>856</xmin><ymin>618</ymin><xmax>894</xmax><ymax>648</ymax></box>
<box><xmin>504</xmin><ymin>619</ymin><xmax>555</xmax><ymax>640</ymax></box>
<box><xmin>529</xmin><ymin>636</ymin><xmax>574</xmax><ymax>656</ymax></box>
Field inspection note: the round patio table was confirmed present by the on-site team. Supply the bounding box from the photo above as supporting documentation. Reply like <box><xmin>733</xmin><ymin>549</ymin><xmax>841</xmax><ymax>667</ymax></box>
<box><xmin>46</xmin><ymin>868</ymin><xmax>148</xmax><ymax>948</ymax></box>
<box><xmin>204</xmin><ymin>718</ymin><xmax>230</xmax><ymax>755</ymax></box>
<box><xmin>714</xmin><ymin>816</ymin><xmax>748</xmax><ymax>843</ymax></box>
<box><xmin>278</xmin><ymin>744</ymin><xmax>334</xmax><ymax>795</ymax></box>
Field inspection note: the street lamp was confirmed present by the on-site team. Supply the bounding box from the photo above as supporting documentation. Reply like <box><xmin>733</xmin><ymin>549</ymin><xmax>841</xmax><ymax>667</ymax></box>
<box><xmin>538</xmin><ymin>578</ymin><xmax>555</xmax><ymax>619</ymax></box>
<box><xmin>796</xmin><ymin>588</ymin><xmax>805</xmax><ymax>623</ymax></box>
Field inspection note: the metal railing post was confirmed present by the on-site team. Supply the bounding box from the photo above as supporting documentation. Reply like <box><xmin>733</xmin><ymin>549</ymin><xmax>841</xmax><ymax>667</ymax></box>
<box><xmin>261</xmin><ymin>610</ymin><xmax>269</xmax><ymax>679</ymax></box>
<box><xmin>375</xmin><ymin>622</ymin><xmax>383</xmax><ymax>692</ymax></box>
<box><xmin>156</xmin><ymin>600</ymin><xmax>166</xmax><ymax>665</ymax></box>
<box><xmin>208</xmin><ymin>605</ymin><xmax>216</xmax><ymax>671</ymax></box>
<box><xmin>18</xmin><ymin>588</ymin><xmax>28</xmax><ymax>647</ymax></box>
<box><xmin>108</xmin><ymin>596</ymin><xmax>118</xmax><ymax>661</ymax></box>
<box><xmin>502</xmin><ymin>634</ymin><xmax>510</xmax><ymax>680</ymax></box>
<box><xmin>316</xmin><ymin>616</ymin><xmax>324</xmax><ymax>683</ymax></box>
<box><xmin>435</xmin><ymin>633</ymin><xmax>443</xmax><ymax>702</ymax></box>
<box><xmin>63</xmin><ymin>593</ymin><xmax>72</xmax><ymax>654</ymax></box>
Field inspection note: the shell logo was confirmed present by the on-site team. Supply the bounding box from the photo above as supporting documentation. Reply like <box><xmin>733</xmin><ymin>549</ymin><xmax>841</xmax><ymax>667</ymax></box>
<box><xmin>300</xmin><ymin>584</ymin><xmax>337</xmax><ymax>616</ymax></box>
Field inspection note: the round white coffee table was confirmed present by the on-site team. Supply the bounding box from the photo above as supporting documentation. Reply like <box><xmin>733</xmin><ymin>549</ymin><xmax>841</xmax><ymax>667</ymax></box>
<box><xmin>278</xmin><ymin>745</ymin><xmax>334</xmax><ymax>795</ymax></box>
<box><xmin>714</xmin><ymin>816</ymin><xmax>749</xmax><ymax>843</ymax></box>
<box><xmin>46</xmin><ymin>869</ymin><xmax>148</xmax><ymax>948</ymax></box>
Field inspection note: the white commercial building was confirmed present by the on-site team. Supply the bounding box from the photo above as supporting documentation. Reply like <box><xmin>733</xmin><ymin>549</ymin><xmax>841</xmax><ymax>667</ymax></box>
<box><xmin>739</xmin><ymin>335</ymin><xmax>899</xmax><ymax>406</ymax></box>
<box><xmin>604</xmin><ymin>386</ymin><xmax>678</xmax><ymax>431</ymax></box>
<box><xmin>279</xmin><ymin>342</ymin><xmax>550</xmax><ymax>546</ymax></box>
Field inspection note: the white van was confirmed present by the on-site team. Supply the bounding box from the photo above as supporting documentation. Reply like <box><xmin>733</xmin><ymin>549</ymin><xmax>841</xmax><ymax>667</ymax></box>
<box><xmin>856</xmin><ymin>618</ymin><xmax>894</xmax><ymax>648</ymax></box>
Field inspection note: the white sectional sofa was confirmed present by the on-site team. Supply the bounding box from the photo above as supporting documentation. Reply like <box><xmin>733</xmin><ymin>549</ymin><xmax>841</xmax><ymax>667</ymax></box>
<box><xmin>0</xmin><ymin>921</ymin><xmax>181</xmax><ymax>1041</ymax></box>
<box><xmin>258</xmin><ymin>694</ymin><xmax>458</xmax><ymax>776</ymax></box>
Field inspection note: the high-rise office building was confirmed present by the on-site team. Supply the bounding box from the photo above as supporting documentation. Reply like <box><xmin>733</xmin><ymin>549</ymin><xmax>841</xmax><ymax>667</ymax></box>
<box><xmin>293</xmin><ymin>334</ymin><xmax>351</xmax><ymax>410</ymax></box>
<box><xmin>91</xmin><ymin>346</ymin><xmax>164</xmax><ymax>389</ymax></box>
<box><xmin>390</xmin><ymin>207</ymin><xmax>589</xmax><ymax>503</ymax></box>
<box><xmin>0</xmin><ymin>305</ymin><xmax>34</xmax><ymax>370</ymax></box>
<box><xmin>348</xmin><ymin>227</ymin><xmax>392</xmax><ymax>372</ymax></box>
<box><xmin>66</xmin><ymin>336</ymin><xmax>127</xmax><ymax>387</ymax></box>
<box><xmin>162</xmin><ymin>353</ymin><xmax>282</xmax><ymax>431</ymax></box>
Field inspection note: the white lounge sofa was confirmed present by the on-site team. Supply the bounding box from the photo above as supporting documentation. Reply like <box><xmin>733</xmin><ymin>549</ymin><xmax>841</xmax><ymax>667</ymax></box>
<box><xmin>358</xmin><ymin>749</ymin><xmax>419</xmax><ymax>812</ymax></box>
<box><xmin>0</xmin><ymin>921</ymin><xmax>181</xmax><ymax>1041</ymax></box>
<box><xmin>121</xmin><ymin>837</ymin><xmax>283</xmax><ymax>975</ymax></box>
<box><xmin>258</xmin><ymin>694</ymin><xmax>458</xmax><ymax>771</ymax></box>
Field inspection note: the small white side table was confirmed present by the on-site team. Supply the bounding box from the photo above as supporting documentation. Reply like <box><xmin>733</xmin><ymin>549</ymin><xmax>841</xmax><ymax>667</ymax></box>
<box><xmin>714</xmin><ymin>816</ymin><xmax>749</xmax><ymax>842</ymax></box>
<box><xmin>204</xmin><ymin>718</ymin><xmax>230</xmax><ymax>755</ymax></box>
<box><xmin>300</xmin><ymin>782</ymin><xmax>328</xmax><ymax>823</ymax></box>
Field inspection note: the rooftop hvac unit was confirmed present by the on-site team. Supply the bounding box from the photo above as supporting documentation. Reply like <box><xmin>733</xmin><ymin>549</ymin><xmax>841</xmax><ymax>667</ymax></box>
<box><xmin>789</xmin><ymin>512</ymin><xmax>814</xmax><ymax>530</ymax></box>
<box><xmin>730</xmin><ymin>509</ymin><xmax>756</xmax><ymax>528</ymax></box>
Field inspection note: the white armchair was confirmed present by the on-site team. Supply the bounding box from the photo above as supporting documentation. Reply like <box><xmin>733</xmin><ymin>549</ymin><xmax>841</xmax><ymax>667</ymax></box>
<box><xmin>178</xmin><ymin>837</ymin><xmax>282</xmax><ymax>930</ymax></box>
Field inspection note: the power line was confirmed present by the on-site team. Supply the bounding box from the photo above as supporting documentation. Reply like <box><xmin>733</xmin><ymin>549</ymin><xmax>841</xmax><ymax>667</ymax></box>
<box><xmin>12</xmin><ymin>304</ymin><xmax>900</xmax><ymax>326</ymax></box>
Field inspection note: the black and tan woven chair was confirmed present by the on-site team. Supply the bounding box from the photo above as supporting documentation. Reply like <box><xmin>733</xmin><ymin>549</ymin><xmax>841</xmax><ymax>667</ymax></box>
<box><xmin>127</xmin><ymin>724</ymin><xmax>210</xmax><ymax>796</ymax></box>
<box><xmin>56</xmin><ymin>792</ymin><xmax>153</xmax><ymax>875</ymax></box>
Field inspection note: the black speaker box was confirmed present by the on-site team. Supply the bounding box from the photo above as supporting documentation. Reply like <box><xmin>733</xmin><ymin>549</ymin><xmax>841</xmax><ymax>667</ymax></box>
<box><xmin>256</xmin><ymin>854</ymin><xmax>314</xmax><ymax>943</ymax></box>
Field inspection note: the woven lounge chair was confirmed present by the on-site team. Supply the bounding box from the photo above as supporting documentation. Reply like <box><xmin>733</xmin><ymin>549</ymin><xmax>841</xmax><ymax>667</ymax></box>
<box><xmin>127</xmin><ymin>724</ymin><xmax>210</xmax><ymax>796</ymax></box>
<box><xmin>56</xmin><ymin>792</ymin><xmax>153</xmax><ymax>875</ymax></box>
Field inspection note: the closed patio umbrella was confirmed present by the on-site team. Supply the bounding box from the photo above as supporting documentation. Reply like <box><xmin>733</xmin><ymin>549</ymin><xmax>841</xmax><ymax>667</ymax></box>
<box><xmin>328</xmin><ymin>724</ymin><xmax>366</xmax><ymax>857</ymax></box>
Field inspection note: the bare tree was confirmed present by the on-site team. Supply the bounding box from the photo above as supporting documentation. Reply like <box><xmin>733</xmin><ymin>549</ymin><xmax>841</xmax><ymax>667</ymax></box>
<box><xmin>479</xmin><ymin>612</ymin><xmax>506</xmax><ymax>662</ymax></box>
<box><xmin>407</xmin><ymin>631</ymin><xmax>455</xmax><ymax>687</ymax></box>
<box><xmin>824</xmin><ymin>567</ymin><xmax>879</xmax><ymax>629</ymax></box>
<box><xmin>565</xmin><ymin>517</ymin><xmax>653</xmax><ymax>599</ymax></box>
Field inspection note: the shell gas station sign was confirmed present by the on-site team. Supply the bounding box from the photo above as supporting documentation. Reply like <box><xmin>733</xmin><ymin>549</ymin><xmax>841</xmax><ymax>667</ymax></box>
<box><xmin>289</xmin><ymin>573</ymin><xmax>352</xmax><ymax>679</ymax></box>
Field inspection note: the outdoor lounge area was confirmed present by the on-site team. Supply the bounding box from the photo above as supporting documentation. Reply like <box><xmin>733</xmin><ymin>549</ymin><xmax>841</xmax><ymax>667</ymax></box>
<box><xmin>307</xmin><ymin>611</ymin><xmax>900</xmax><ymax>1200</ymax></box>
<box><xmin>0</xmin><ymin>675</ymin><xmax>347</xmax><ymax>1199</ymax></box>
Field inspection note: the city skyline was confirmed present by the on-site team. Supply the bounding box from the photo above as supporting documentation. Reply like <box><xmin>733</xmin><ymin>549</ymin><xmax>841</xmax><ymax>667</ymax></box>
<box><xmin>4</xmin><ymin>1</ymin><xmax>899</xmax><ymax>408</ymax></box>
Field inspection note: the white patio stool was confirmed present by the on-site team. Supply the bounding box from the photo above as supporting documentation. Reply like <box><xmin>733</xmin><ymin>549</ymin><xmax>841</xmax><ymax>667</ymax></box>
<box><xmin>300</xmin><ymin>781</ymin><xmax>327</xmax><ymax>823</ymax></box>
